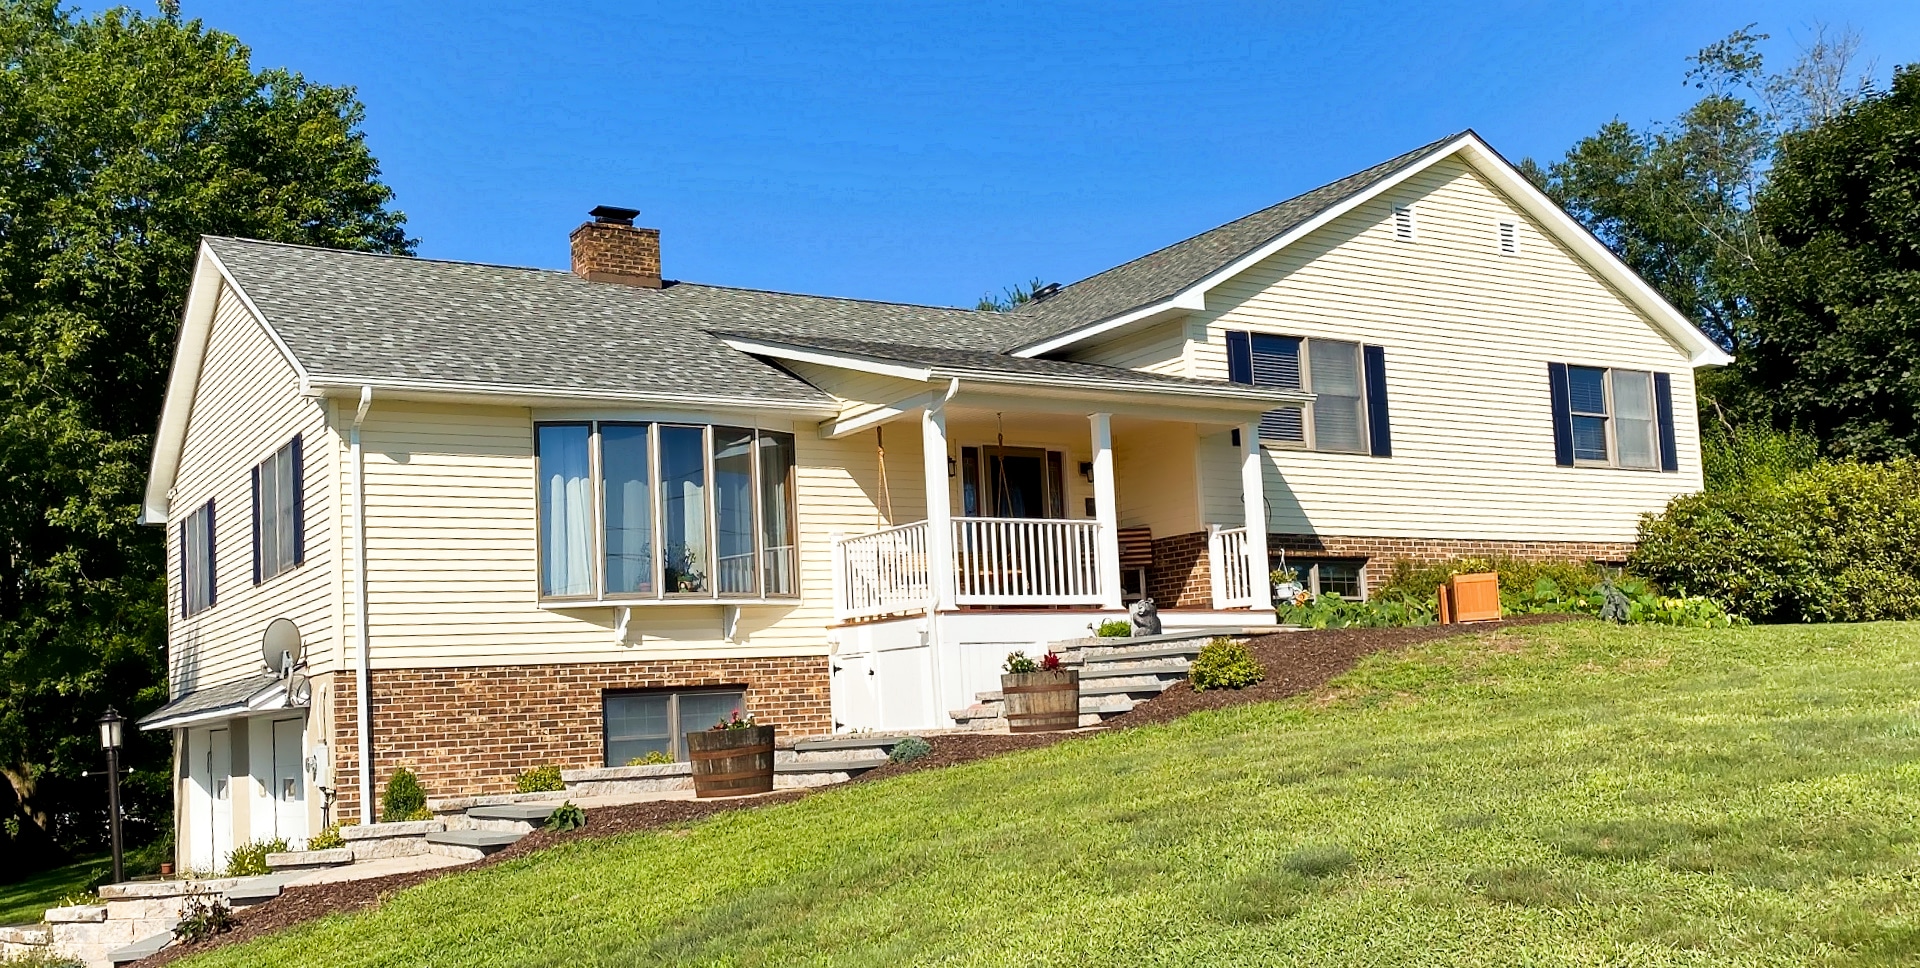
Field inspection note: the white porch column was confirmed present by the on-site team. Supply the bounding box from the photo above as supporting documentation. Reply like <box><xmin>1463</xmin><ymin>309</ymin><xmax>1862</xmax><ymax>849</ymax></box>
<box><xmin>1240</xmin><ymin>422</ymin><xmax>1274</xmax><ymax>611</ymax></box>
<box><xmin>922</xmin><ymin>402</ymin><xmax>955</xmax><ymax>611</ymax></box>
<box><xmin>1089</xmin><ymin>412</ymin><xmax>1124</xmax><ymax>610</ymax></box>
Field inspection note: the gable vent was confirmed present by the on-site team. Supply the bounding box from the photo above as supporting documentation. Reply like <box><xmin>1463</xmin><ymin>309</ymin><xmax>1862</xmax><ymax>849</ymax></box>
<box><xmin>1391</xmin><ymin>203</ymin><xmax>1415</xmax><ymax>241</ymax></box>
<box><xmin>1498</xmin><ymin>221</ymin><xmax>1518</xmax><ymax>255</ymax></box>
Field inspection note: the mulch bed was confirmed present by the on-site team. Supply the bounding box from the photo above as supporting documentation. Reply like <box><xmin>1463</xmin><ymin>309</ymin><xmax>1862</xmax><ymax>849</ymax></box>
<box><xmin>139</xmin><ymin>615</ymin><xmax>1571</xmax><ymax>966</ymax></box>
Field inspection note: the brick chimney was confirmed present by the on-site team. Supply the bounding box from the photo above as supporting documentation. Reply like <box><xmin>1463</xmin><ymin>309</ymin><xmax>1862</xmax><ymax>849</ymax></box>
<box><xmin>570</xmin><ymin>205</ymin><xmax>661</xmax><ymax>287</ymax></box>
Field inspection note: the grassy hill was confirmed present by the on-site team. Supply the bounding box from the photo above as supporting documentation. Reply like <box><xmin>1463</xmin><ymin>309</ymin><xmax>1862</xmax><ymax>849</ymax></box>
<box><xmin>178</xmin><ymin>621</ymin><xmax>1920</xmax><ymax>967</ymax></box>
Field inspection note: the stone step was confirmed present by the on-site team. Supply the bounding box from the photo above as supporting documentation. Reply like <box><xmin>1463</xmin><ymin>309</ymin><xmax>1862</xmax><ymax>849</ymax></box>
<box><xmin>972</xmin><ymin>677</ymin><xmax>1177</xmax><ymax>704</ymax></box>
<box><xmin>1076</xmin><ymin>640</ymin><xmax>1210</xmax><ymax>662</ymax></box>
<box><xmin>951</xmin><ymin>691</ymin><xmax>1137</xmax><ymax>724</ymax></box>
<box><xmin>467</xmin><ymin>803</ymin><xmax>558</xmax><ymax>823</ymax></box>
<box><xmin>1076</xmin><ymin>659</ymin><xmax>1191</xmax><ymax>679</ymax></box>
<box><xmin>791</xmin><ymin>734</ymin><xmax>905</xmax><ymax>753</ymax></box>
<box><xmin>774</xmin><ymin>757</ymin><xmax>883</xmax><ymax>774</ymax></box>
<box><xmin>425</xmin><ymin>828</ymin><xmax>525</xmax><ymax>861</ymax></box>
<box><xmin>109</xmin><ymin>925</ymin><xmax>178</xmax><ymax>965</ymax></box>
<box><xmin>266</xmin><ymin>847</ymin><xmax>354</xmax><ymax>871</ymax></box>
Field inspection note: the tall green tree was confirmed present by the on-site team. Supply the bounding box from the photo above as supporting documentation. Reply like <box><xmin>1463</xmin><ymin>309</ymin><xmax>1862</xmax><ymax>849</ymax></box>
<box><xmin>0</xmin><ymin>0</ymin><xmax>410</xmax><ymax>865</ymax></box>
<box><xmin>1742</xmin><ymin>68</ymin><xmax>1920</xmax><ymax>459</ymax></box>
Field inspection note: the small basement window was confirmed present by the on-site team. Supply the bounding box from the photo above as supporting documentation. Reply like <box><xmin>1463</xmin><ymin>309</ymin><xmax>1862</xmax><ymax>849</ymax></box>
<box><xmin>1274</xmin><ymin>559</ymin><xmax>1366</xmax><ymax>600</ymax></box>
<box><xmin>604</xmin><ymin>689</ymin><xmax>748</xmax><ymax>765</ymax></box>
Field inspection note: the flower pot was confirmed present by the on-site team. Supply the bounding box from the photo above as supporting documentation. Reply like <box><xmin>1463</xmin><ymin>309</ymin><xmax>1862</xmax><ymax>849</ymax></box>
<box><xmin>685</xmin><ymin>725</ymin><xmax>776</xmax><ymax>798</ymax></box>
<box><xmin>1000</xmin><ymin>669</ymin><xmax>1080</xmax><ymax>733</ymax></box>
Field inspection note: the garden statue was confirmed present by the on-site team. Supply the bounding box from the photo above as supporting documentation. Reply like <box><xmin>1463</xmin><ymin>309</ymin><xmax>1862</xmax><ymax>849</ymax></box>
<box><xmin>1129</xmin><ymin>597</ymin><xmax>1162</xmax><ymax>637</ymax></box>
<box><xmin>1599</xmin><ymin>579</ymin><xmax>1631</xmax><ymax>623</ymax></box>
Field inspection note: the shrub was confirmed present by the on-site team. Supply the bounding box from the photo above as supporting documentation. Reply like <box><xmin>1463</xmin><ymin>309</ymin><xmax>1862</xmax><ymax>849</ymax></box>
<box><xmin>307</xmin><ymin>823</ymin><xmax>348</xmax><ymax>851</ymax></box>
<box><xmin>627</xmin><ymin>750</ymin><xmax>674</xmax><ymax>766</ymax></box>
<box><xmin>380</xmin><ymin>767</ymin><xmax>428</xmax><ymax>823</ymax></box>
<box><xmin>544</xmin><ymin>801</ymin><xmax>587</xmax><ymax>832</ymax></box>
<box><xmin>1700</xmin><ymin>423</ymin><xmax>1821</xmax><ymax>493</ymax></box>
<box><xmin>172</xmin><ymin>892</ymin><xmax>236</xmax><ymax>943</ymax></box>
<box><xmin>1094</xmin><ymin>619</ymin><xmax>1132</xmax><ymax>637</ymax></box>
<box><xmin>1189</xmin><ymin>638</ymin><xmax>1265</xmax><ymax>691</ymax></box>
<box><xmin>514</xmin><ymin>765</ymin><xmax>565</xmax><ymax>793</ymax></box>
<box><xmin>1278</xmin><ymin>594</ymin><xmax>1436</xmax><ymax>629</ymax></box>
<box><xmin>0</xmin><ymin>952</ymin><xmax>86</xmax><ymax>968</ymax></box>
<box><xmin>1003</xmin><ymin>651</ymin><xmax>1039</xmax><ymax>674</ymax></box>
<box><xmin>223</xmin><ymin>838</ymin><xmax>289</xmax><ymax>877</ymax></box>
<box><xmin>888</xmin><ymin>736</ymin><xmax>933</xmax><ymax>765</ymax></box>
<box><xmin>1375</xmin><ymin>557</ymin><xmax>1606</xmax><ymax>609</ymax></box>
<box><xmin>1631</xmin><ymin>460</ymin><xmax>1920</xmax><ymax>623</ymax></box>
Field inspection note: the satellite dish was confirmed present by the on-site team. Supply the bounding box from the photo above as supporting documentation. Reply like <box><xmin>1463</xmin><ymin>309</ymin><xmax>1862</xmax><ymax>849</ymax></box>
<box><xmin>262</xmin><ymin>618</ymin><xmax>303</xmax><ymax>674</ymax></box>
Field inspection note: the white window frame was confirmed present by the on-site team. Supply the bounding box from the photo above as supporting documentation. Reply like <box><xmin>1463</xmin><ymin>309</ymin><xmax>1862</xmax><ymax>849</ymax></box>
<box><xmin>1250</xmin><ymin>336</ymin><xmax>1369</xmax><ymax>455</ymax></box>
<box><xmin>534</xmin><ymin>420</ymin><xmax>801</xmax><ymax>605</ymax></box>
<box><xmin>603</xmin><ymin>688</ymin><xmax>749</xmax><ymax>765</ymax></box>
<box><xmin>1567</xmin><ymin>365</ymin><xmax>1660</xmax><ymax>470</ymax></box>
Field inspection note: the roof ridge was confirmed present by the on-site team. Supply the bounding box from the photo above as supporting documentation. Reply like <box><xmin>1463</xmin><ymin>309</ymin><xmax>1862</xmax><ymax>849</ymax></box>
<box><xmin>1012</xmin><ymin>130</ymin><xmax>1469</xmax><ymax>319</ymax></box>
<box><xmin>672</xmin><ymin>280</ymin><xmax>991</xmax><ymax>315</ymax></box>
<box><xmin>203</xmin><ymin>236</ymin><xmax>581</xmax><ymax>277</ymax></box>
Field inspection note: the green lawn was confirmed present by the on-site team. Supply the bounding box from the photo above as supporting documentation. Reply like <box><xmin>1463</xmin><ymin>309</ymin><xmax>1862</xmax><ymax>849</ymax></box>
<box><xmin>184</xmin><ymin>622</ymin><xmax>1920</xmax><ymax>967</ymax></box>
<box><xmin>0</xmin><ymin>855</ymin><xmax>106</xmax><ymax>927</ymax></box>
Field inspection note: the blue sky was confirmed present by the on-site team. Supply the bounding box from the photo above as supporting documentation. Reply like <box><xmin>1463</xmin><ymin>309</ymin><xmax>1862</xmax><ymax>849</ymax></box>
<box><xmin>129</xmin><ymin>2</ymin><xmax>1920</xmax><ymax>306</ymax></box>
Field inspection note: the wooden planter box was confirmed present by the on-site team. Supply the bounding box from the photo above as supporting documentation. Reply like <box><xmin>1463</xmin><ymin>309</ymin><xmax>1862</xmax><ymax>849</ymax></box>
<box><xmin>1001</xmin><ymin>670</ymin><xmax>1081</xmax><ymax>733</ymax></box>
<box><xmin>686</xmin><ymin>725</ymin><xmax>776</xmax><ymax>798</ymax></box>
<box><xmin>1440</xmin><ymin>572</ymin><xmax>1503</xmax><ymax>624</ymax></box>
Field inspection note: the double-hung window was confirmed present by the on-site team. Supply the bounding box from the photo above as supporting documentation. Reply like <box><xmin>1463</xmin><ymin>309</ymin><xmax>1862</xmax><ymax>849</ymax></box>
<box><xmin>604</xmin><ymin>689</ymin><xmax>748</xmax><ymax>765</ymax></box>
<box><xmin>1548</xmin><ymin>364</ymin><xmax>1676</xmax><ymax>471</ymax></box>
<box><xmin>1227</xmin><ymin>332</ymin><xmax>1392</xmax><ymax>457</ymax></box>
<box><xmin>181</xmin><ymin>500</ymin><xmax>216</xmax><ymax>616</ymax></box>
<box><xmin>252</xmin><ymin>436</ymin><xmax>305</xmax><ymax>584</ymax></box>
<box><xmin>536</xmin><ymin>422</ymin><xmax>800</xmax><ymax>601</ymax></box>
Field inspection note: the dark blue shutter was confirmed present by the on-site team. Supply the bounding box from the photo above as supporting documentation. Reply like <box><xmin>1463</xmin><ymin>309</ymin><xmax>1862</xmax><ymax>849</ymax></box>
<box><xmin>1653</xmin><ymin>372</ymin><xmax>1678</xmax><ymax>472</ymax></box>
<box><xmin>291</xmin><ymin>435</ymin><xmax>306</xmax><ymax>564</ymax></box>
<box><xmin>1548</xmin><ymin>363</ymin><xmax>1574</xmax><ymax>467</ymax></box>
<box><xmin>1363</xmin><ymin>345</ymin><xmax>1391</xmax><ymax>458</ymax></box>
<box><xmin>1226</xmin><ymin>331</ymin><xmax>1252</xmax><ymax>384</ymax></box>
<box><xmin>205</xmin><ymin>500</ymin><xmax>217</xmax><ymax>607</ymax></box>
<box><xmin>178</xmin><ymin>520</ymin><xmax>188</xmax><ymax>618</ymax></box>
<box><xmin>251</xmin><ymin>465</ymin><xmax>262</xmax><ymax>585</ymax></box>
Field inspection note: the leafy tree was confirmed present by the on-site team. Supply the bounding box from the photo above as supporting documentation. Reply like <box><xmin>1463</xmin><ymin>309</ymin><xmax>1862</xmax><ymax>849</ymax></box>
<box><xmin>0</xmin><ymin>0</ymin><xmax>410</xmax><ymax>866</ymax></box>
<box><xmin>975</xmin><ymin>277</ymin><xmax>1050</xmax><ymax>312</ymax></box>
<box><xmin>1742</xmin><ymin>67</ymin><xmax>1920</xmax><ymax>459</ymax></box>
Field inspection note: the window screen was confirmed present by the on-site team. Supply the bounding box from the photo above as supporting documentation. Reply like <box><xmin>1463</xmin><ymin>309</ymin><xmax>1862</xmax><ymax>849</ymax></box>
<box><xmin>1611</xmin><ymin>370</ymin><xmax>1658</xmax><ymax>469</ymax></box>
<box><xmin>1567</xmin><ymin>366</ymin><xmax>1610</xmax><ymax>462</ymax></box>
<box><xmin>1309</xmin><ymin>340</ymin><xmax>1366</xmax><ymax>453</ymax></box>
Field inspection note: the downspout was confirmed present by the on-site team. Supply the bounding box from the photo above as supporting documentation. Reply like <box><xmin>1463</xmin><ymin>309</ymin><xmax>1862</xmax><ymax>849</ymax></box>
<box><xmin>349</xmin><ymin>386</ymin><xmax>374</xmax><ymax>822</ymax></box>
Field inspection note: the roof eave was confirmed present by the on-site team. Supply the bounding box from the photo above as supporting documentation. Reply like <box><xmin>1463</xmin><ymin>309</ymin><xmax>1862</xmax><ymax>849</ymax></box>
<box><xmin>301</xmin><ymin>376</ymin><xmax>841</xmax><ymax>417</ymax></box>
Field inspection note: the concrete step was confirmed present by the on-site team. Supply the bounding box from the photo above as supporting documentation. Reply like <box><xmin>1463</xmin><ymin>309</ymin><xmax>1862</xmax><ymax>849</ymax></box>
<box><xmin>425</xmin><ymin>828</ymin><xmax>525</xmax><ymax>861</ymax></box>
<box><xmin>467</xmin><ymin>803</ymin><xmax>557</xmax><ymax>823</ymax></box>
<box><xmin>791</xmin><ymin>734</ymin><xmax>905</xmax><ymax>753</ymax></box>
<box><xmin>1076</xmin><ymin>659</ymin><xmax>1190</xmax><ymax>679</ymax></box>
<box><xmin>108</xmin><ymin>924</ymin><xmax>178</xmax><ymax>965</ymax></box>
<box><xmin>971</xmin><ymin>677</ymin><xmax>1177</xmax><ymax>704</ymax></box>
<box><xmin>266</xmin><ymin>847</ymin><xmax>354</xmax><ymax>871</ymax></box>
<box><xmin>1076</xmin><ymin>641</ymin><xmax>1209</xmax><ymax>662</ymax></box>
<box><xmin>774</xmin><ymin>757</ymin><xmax>884</xmax><ymax>774</ymax></box>
<box><xmin>224</xmin><ymin>873</ymin><xmax>301</xmax><ymax>906</ymax></box>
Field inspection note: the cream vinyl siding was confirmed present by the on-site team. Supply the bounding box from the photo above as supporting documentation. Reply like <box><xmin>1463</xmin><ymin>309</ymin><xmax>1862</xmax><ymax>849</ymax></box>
<box><xmin>1176</xmin><ymin>157</ymin><xmax>1703</xmax><ymax>541</ymax></box>
<box><xmin>1113</xmin><ymin>418</ymin><xmax>1202</xmax><ymax>536</ymax></box>
<box><xmin>165</xmin><ymin>283</ymin><xmax>336</xmax><ymax>694</ymax></box>
<box><xmin>1063</xmin><ymin>317</ymin><xmax>1191</xmax><ymax>376</ymax></box>
<box><xmin>334</xmin><ymin>400</ymin><xmax>916</xmax><ymax>669</ymax></box>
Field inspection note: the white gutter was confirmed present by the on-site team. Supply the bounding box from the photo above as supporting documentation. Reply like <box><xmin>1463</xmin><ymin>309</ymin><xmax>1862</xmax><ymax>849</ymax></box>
<box><xmin>349</xmin><ymin>385</ymin><xmax>374</xmax><ymax>822</ymax></box>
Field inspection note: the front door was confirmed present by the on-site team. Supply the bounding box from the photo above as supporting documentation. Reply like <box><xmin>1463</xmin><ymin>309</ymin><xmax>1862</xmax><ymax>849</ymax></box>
<box><xmin>974</xmin><ymin>446</ymin><xmax>1064</xmax><ymax>519</ymax></box>
<box><xmin>270</xmin><ymin>717</ymin><xmax>306</xmax><ymax>842</ymax></box>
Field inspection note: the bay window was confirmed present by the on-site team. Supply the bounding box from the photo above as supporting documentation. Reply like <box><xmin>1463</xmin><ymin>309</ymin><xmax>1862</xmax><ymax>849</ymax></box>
<box><xmin>536</xmin><ymin>421</ymin><xmax>800</xmax><ymax>601</ymax></box>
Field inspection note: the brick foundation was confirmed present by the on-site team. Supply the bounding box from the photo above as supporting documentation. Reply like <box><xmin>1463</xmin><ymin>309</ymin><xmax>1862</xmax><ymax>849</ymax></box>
<box><xmin>1268</xmin><ymin>533</ymin><xmax>1636</xmax><ymax>594</ymax></box>
<box><xmin>331</xmin><ymin>655</ymin><xmax>830</xmax><ymax>821</ymax></box>
<box><xmin>1145</xmin><ymin>529</ymin><xmax>1636</xmax><ymax>604</ymax></box>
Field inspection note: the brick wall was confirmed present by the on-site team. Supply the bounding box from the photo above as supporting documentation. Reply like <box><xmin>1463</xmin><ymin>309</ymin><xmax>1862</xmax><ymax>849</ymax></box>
<box><xmin>1269</xmin><ymin>533</ymin><xmax>1636</xmax><ymax>594</ymax></box>
<box><xmin>330</xmin><ymin>655</ymin><xmax>829</xmax><ymax>820</ymax></box>
<box><xmin>569</xmin><ymin>221</ymin><xmax>661</xmax><ymax>287</ymax></box>
<box><xmin>1147</xmin><ymin>531</ymin><xmax>1213</xmax><ymax>608</ymax></box>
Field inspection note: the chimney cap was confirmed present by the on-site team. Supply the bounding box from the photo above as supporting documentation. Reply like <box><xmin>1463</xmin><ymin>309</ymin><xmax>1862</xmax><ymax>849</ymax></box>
<box><xmin>589</xmin><ymin>205</ymin><xmax>640</xmax><ymax>226</ymax></box>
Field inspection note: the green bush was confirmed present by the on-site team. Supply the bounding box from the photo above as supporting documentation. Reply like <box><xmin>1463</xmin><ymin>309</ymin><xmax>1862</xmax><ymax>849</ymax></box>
<box><xmin>888</xmin><ymin>736</ymin><xmax>933</xmax><ymax>765</ymax></box>
<box><xmin>627</xmin><ymin>750</ymin><xmax>674</xmax><ymax>767</ymax></box>
<box><xmin>307</xmin><ymin>823</ymin><xmax>349</xmax><ymax>851</ymax></box>
<box><xmin>1278</xmin><ymin>594</ymin><xmax>1436</xmax><ymax>629</ymax></box>
<box><xmin>1189</xmin><ymin>638</ymin><xmax>1266</xmax><ymax>691</ymax></box>
<box><xmin>381</xmin><ymin>767</ymin><xmax>428</xmax><ymax>823</ymax></box>
<box><xmin>1094</xmin><ymin>619</ymin><xmax>1133</xmax><ymax>637</ymax></box>
<box><xmin>1700</xmin><ymin>423</ymin><xmax>1821</xmax><ymax>493</ymax></box>
<box><xmin>1631</xmin><ymin>460</ymin><xmax>1920</xmax><ymax>623</ymax></box>
<box><xmin>1003</xmin><ymin>651</ymin><xmax>1039</xmax><ymax>674</ymax></box>
<box><xmin>514</xmin><ymin>765</ymin><xmax>565</xmax><ymax>793</ymax></box>
<box><xmin>1375</xmin><ymin>557</ymin><xmax>1607</xmax><ymax>608</ymax></box>
<box><xmin>544</xmin><ymin>801</ymin><xmax>587</xmax><ymax>832</ymax></box>
<box><xmin>172</xmin><ymin>893</ymin><xmax>236</xmax><ymax>944</ymax></box>
<box><xmin>223</xmin><ymin>838</ymin><xmax>289</xmax><ymax>877</ymax></box>
<box><xmin>0</xmin><ymin>952</ymin><xmax>86</xmax><ymax>968</ymax></box>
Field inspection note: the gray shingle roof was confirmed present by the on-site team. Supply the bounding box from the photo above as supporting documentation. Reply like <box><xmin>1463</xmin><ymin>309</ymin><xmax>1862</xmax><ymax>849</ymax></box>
<box><xmin>138</xmin><ymin>674</ymin><xmax>279</xmax><ymax>729</ymax></box>
<box><xmin>997</xmin><ymin>132</ymin><xmax>1466</xmax><ymax>350</ymax></box>
<box><xmin>719</xmin><ymin>331</ymin><xmax>1298</xmax><ymax>402</ymax></box>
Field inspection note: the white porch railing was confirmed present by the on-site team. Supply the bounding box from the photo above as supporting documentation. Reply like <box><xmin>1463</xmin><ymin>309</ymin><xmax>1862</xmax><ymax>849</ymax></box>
<box><xmin>1209</xmin><ymin>525</ymin><xmax>1256</xmax><ymax>608</ymax></box>
<box><xmin>833</xmin><ymin>517</ymin><xmax>1108</xmax><ymax>620</ymax></box>
<box><xmin>951</xmin><ymin>517</ymin><xmax>1105</xmax><ymax>606</ymax></box>
<box><xmin>833</xmin><ymin>521</ymin><xmax>931</xmax><ymax>622</ymax></box>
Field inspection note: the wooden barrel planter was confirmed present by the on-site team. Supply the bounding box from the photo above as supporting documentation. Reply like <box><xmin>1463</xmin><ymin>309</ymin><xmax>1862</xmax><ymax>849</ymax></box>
<box><xmin>686</xmin><ymin>725</ymin><xmax>776</xmax><ymax>798</ymax></box>
<box><xmin>1001</xmin><ymin>670</ymin><xmax>1080</xmax><ymax>733</ymax></box>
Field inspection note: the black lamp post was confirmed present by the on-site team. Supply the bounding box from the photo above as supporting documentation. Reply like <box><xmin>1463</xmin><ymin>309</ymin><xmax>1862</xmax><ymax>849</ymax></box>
<box><xmin>97</xmin><ymin>707</ymin><xmax>125</xmax><ymax>885</ymax></box>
